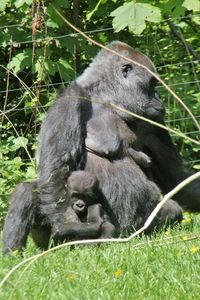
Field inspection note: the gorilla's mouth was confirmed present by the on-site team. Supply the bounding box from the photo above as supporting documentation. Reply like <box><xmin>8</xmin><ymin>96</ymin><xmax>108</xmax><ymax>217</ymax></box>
<box><xmin>146</xmin><ymin>106</ymin><xmax>165</xmax><ymax>119</ymax></box>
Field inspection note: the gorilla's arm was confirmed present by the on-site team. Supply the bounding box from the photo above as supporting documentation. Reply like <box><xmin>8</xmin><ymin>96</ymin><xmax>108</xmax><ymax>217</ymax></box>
<box><xmin>52</xmin><ymin>204</ymin><xmax>117</xmax><ymax>242</ymax></box>
<box><xmin>37</xmin><ymin>83</ymin><xmax>92</xmax><ymax>225</ymax></box>
<box><xmin>144</xmin><ymin>123</ymin><xmax>200</xmax><ymax>211</ymax></box>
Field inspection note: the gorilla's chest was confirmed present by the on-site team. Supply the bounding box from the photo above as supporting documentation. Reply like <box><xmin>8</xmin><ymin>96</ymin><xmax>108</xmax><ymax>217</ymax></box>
<box><xmin>85</xmin><ymin>152</ymin><xmax>148</xmax><ymax>193</ymax></box>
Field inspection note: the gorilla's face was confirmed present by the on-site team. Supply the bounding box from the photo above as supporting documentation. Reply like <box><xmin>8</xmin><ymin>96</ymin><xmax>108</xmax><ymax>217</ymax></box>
<box><xmin>110</xmin><ymin>43</ymin><xmax>165</xmax><ymax>120</ymax></box>
<box><xmin>77</xmin><ymin>41</ymin><xmax>165</xmax><ymax>122</ymax></box>
<box><xmin>67</xmin><ymin>171</ymin><xmax>99</xmax><ymax>217</ymax></box>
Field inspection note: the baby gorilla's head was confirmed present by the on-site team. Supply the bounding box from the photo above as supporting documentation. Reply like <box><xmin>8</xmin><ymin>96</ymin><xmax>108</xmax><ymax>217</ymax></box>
<box><xmin>66</xmin><ymin>170</ymin><xmax>99</xmax><ymax>217</ymax></box>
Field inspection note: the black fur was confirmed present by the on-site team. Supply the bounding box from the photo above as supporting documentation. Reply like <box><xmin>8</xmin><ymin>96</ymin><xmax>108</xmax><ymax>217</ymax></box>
<box><xmin>52</xmin><ymin>170</ymin><xmax>117</xmax><ymax>242</ymax></box>
<box><xmin>2</xmin><ymin>182</ymin><xmax>36</xmax><ymax>253</ymax></box>
<box><xmin>144</xmin><ymin>123</ymin><xmax>200</xmax><ymax>211</ymax></box>
<box><xmin>85</xmin><ymin>109</ymin><xmax>182</xmax><ymax>232</ymax></box>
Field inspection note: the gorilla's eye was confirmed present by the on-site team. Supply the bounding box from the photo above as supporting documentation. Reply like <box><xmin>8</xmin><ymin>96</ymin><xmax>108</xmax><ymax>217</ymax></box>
<box><xmin>122</xmin><ymin>64</ymin><xmax>133</xmax><ymax>78</ymax></box>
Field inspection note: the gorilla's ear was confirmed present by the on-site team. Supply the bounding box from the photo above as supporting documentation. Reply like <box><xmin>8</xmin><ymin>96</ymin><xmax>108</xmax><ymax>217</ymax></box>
<box><xmin>121</xmin><ymin>63</ymin><xmax>133</xmax><ymax>78</ymax></box>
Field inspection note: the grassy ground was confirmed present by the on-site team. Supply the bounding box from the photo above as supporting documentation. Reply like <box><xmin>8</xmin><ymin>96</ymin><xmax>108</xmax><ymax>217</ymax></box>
<box><xmin>0</xmin><ymin>213</ymin><xmax>200</xmax><ymax>300</ymax></box>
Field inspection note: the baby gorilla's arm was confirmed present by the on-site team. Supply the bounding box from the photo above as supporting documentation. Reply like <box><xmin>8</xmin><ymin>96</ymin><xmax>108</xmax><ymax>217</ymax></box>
<box><xmin>128</xmin><ymin>148</ymin><xmax>151</xmax><ymax>169</ymax></box>
<box><xmin>52</xmin><ymin>204</ymin><xmax>103</xmax><ymax>242</ymax></box>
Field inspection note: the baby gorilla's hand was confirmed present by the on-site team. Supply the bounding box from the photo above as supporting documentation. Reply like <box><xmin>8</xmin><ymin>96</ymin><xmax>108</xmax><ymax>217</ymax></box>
<box><xmin>128</xmin><ymin>148</ymin><xmax>151</xmax><ymax>169</ymax></box>
<box><xmin>87</xmin><ymin>204</ymin><xmax>104</xmax><ymax>225</ymax></box>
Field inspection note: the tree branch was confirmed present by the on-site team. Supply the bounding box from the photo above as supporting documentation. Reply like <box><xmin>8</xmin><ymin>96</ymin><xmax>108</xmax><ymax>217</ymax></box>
<box><xmin>164</xmin><ymin>15</ymin><xmax>200</xmax><ymax>60</ymax></box>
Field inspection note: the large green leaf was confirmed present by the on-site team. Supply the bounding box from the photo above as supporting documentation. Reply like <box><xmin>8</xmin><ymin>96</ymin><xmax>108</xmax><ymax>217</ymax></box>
<box><xmin>46</xmin><ymin>19</ymin><xmax>60</xmax><ymax>28</ymax></box>
<box><xmin>0</xmin><ymin>0</ymin><xmax>9</xmax><ymax>11</ymax></box>
<box><xmin>8</xmin><ymin>49</ymin><xmax>32</xmax><ymax>74</ymax></box>
<box><xmin>86</xmin><ymin>0</ymin><xmax>106</xmax><ymax>20</ymax></box>
<box><xmin>32</xmin><ymin>56</ymin><xmax>44</xmax><ymax>81</ymax></box>
<box><xmin>14</xmin><ymin>0</ymin><xmax>32</xmax><ymax>8</ymax></box>
<box><xmin>9</xmin><ymin>137</ymin><xmax>28</xmax><ymax>151</ymax></box>
<box><xmin>183</xmin><ymin>0</ymin><xmax>200</xmax><ymax>12</ymax></box>
<box><xmin>46</xmin><ymin>5</ymin><xmax>65</xmax><ymax>28</ymax></box>
<box><xmin>160</xmin><ymin>0</ymin><xmax>185</xmax><ymax>18</ymax></box>
<box><xmin>110</xmin><ymin>2</ymin><xmax>161</xmax><ymax>34</ymax></box>
<box><xmin>57</xmin><ymin>58</ymin><xmax>74</xmax><ymax>81</ymax></box>
<box><xmin>44</xmin><ymin>58</ymin><xmax>57</xmax><ymax>76</ymax></box>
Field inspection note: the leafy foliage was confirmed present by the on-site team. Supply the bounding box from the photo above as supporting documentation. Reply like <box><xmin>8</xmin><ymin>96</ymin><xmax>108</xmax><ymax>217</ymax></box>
<box><xmin>0</xmin><ymin>124</ymin><xmax>36</xmax><ymax>222</ymax></box>
<box><xmin>183</xmin><ymin>0</ymin><xmax>200</xmax><ymax>12</ymax></box>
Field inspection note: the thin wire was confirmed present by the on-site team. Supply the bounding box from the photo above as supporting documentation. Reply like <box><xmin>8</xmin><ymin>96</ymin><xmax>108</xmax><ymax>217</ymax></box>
<box><xmin>157</xmin><ymin>80</ymin><xmax>200</xmax><ymax>89</ymax></box>
<box><xmin>0</xmin><ymin>81</ymin><xmax>72</xmax><ymax>94</ymax></box>
<box><xmin>160</xmin><ymin>13</ymin><xmax>200</xmax><ymax>23</ymax></box>
<box><xmin>1</xmin><ymin>79</ymin><xmax>200</xmax><ymax>95</ymax></box>
<box><xmin>184</xmin><ymin>130</ymin><xmax>200</xmax><ymax>135</ymax></box>
<box><xmin>166</xmin><ymin>115</ymin><xmax>200</xmax><ymax>123</ymax></box>
<box><xmin>0</xmin><ymin>23</ymin><xmax>23</xmax><ymax>29</ymax></box>
<box><xmin>5</xmin><ymin>105</ymin><xmax>200</xmax><ymax>120</ymax></box>
<box><xmin>157</xmin><ymin>60</ymin><xmax>200</xmax><ymax>69</ymax></box>
<box><xmin>1</xmin><ymin>12</ymin><xmax>199</xmax><ymax>30</ymax></box>
<box><xmin>2</xmin><ymin>13</ymin><xmax>200</xmax><ymax>45</ymax></box>
<box><xmin>184</xmin><ymin>160</ymin><xmax>200</xmax><ymax>165</ymax></box>
<box><xmin>5</xmin><ymin>28</ymin><xmax>114</xmax><ymax>45</ymax></box>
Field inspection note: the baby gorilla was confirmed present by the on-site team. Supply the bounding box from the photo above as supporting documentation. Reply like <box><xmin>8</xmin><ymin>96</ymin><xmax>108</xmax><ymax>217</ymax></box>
<box><xmin>68</xmin><ymin>170</ymin><xmax>99</xmax><ymax>218</ymax></box>
<box><xmin>52</xmin><ymin>171</ymin><xmax>117</xmax><ymax>243</ymax></box>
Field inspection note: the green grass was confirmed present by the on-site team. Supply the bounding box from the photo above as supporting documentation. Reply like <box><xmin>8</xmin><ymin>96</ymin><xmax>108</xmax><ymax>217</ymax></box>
<box><xmin>0</xmin><ymin>213</ymin><xmax>200</xmax><ymax>300</ymax></box>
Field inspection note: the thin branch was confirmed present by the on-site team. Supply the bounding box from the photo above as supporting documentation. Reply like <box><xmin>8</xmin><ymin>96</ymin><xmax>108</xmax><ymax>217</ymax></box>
<box><xmin>143</xmin><ymin>172</ymin><xmax>200</xmax><ymax>229</ymax></box>
<box><xmin>3</xmin><ymin>38</ymin><xmax>13</xmax><ymax>119</ymax></box>
<box><xmin>0</xmin><ymin>65</ymin><xmax>38</xmax><ymax>116</ymax></box>
<box><xmin>0</xmin><ymin>110</ymin><xmax>33</xmax><ymax>162</ymax></box>
<box><xmin>0</xmin><ymin>65</ymin><xmax>36</xmax><ymax>99</ymax></box>
<box><xmin>164</xmin><ymin>15</ymin><xmax>200</xmax><ymax>91</ymax></box>
<box><xmin>164</xmin><ymin>15</ymin><xmax>200</xmax><ymax>60</ymax></box>
<box><xmin>52</xmin><ymin>6</ymin><xmax>200</xmax><ymax>132</ymax></box>
<box><xmin>0</xmin><ymin>171</ymin><xmax>199</xmax><ymax>290</ymax></box>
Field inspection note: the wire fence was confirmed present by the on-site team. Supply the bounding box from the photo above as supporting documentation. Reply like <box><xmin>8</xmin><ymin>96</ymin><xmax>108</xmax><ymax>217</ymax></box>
<box><xmin>0</xmin><ymin>20</ymin><xmax>200</xmax><ymax>173</ymax></box>
<box><xmin>1</xmin><ymin>13</ymin><xmax>199</xmax><ymax>31</ymax></box>
<box><xmin>1</xmin><ymin>79</ymin><xmax>200</xmax><ymax>95</ymax></box>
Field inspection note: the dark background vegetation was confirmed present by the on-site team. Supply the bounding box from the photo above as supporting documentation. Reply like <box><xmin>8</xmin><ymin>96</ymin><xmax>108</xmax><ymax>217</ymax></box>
<box><xmin>0</xmin><ymin>0</ymin><xmax>200</xmax><ymax>224</ymax></box>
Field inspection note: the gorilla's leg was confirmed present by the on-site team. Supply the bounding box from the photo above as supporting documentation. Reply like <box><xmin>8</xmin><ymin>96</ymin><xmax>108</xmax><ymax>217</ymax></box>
<box><xmin>100</xmin><ymin>212</ymin><xmax>118</xmax><ymax>238</ymax></box>
<box><xmin>31</xmin><ymin>219</ymin><xmax>51</xmax><ymax>250</ymax></box>
<box><xmin>145</xmin><ymin>199</ymin><xmax>183</xmax><ymax>233</ymax></box>
<box><xmin>175</xmin><ymin>179</ymin><xmax>200</xmax><ymax>211</ymax></box>
<box><xmin>2</xmin><ymin>182</ymin><xmax>36</xmax><ymax>254</ymax></box>
<box><xmin>145</xmin><ymin>125</ymin><xmax>200</xmax><ymax>211</ymax></box>
<box><xmin>158</xmin><ymin>199</ymin><xmax>183</xmax><ymax>226</ymax></box>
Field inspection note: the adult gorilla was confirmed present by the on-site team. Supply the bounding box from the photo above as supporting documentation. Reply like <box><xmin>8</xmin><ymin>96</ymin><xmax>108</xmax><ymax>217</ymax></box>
<box><xmin>2</xmin><ymin>41</ymin><xmax>199</xmax><ymax>253</ymax></box>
